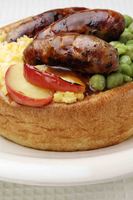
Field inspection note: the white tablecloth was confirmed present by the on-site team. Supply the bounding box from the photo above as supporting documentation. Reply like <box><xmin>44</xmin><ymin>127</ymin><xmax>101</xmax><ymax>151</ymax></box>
<box><xmin>0</xmin><ymin>0</ymin><xmax>133</xmax><ymax>199</ymax></box>
<box><xmin>0</xmin><ymin>177</ymin><xmax>133</xmax><ymax>200</ymax></box>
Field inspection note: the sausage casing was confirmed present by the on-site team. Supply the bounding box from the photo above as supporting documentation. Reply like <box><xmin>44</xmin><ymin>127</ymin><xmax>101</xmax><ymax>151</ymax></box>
<box><xmin>37</xmin><ymin>9</ymin><xmax>125</xmax><ymax>42</ymax></box>
<box><xmin>6</xmin><ymin>7</ymin><xmax>87</xmax><ymax>42</ymax></box>
<box><xmin>24</xmin><ymin>33</ymin><xmax>119</xmax><ymax>74</ymax></box>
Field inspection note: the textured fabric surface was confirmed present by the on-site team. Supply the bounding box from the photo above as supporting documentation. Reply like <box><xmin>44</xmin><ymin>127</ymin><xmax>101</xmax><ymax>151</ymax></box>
<box><xmin>0</xmin><ymin>177</ymin><xmax>133</xmax><ymax>200</ymax></box>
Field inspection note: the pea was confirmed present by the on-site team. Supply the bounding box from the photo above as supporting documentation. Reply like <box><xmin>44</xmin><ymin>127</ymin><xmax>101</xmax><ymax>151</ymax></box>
<box><xmin>128</xmin><ymin>22</ymin><xmax>133</xmax><ymax>33</ymax></box>
<box><xmin>115</xmin><ymin>43</ymin><xmax>127</xmax><ymax>55</ymax></box>
<box><xmin>119</xmin><ymin>63</ymin><xmax>133</xmax><ymax>76</ymax></box>
<box><xmin>130</xmin><ymin>63</ymin><xmax>133</xmax><ymax>74</ymax></box>
<box><xmin>110</xmin><ymin>41</ymin><xmax>121</xmax><ymax>47</ymax></box>
<box><xmin>123</xmin><ymin>74</ymin><xmax>132</xmax><ymax>82</ymax></box>
<box><xmin>126</xmin><ymin>44</ymin><xmax>133</xmax><ymax>60</ymax></box>
<box><xmin>124</xmin><ymin>15</ymin><xmax>133</xmax><ymax>27</ymax></box>
<box><xmin>119</xmin><ymin>29</ymin><xmax>133</xmax><ymax>43</ymax></box>
<box><xmin>120</xmin><ymin>55</ymin><xmax>132</xmax><ymax>65</ymax></box>
<box><xmin>107</xmin><ymin>72</ymin><xmax>124</xmax><ymax>89</ymax></box>
<box><xmin>89</xmin><ymin>74</ymin><xmax>106</xmax><ymax>91</ymax></box>
<box><xmin>126</xmin><ymin>40</ymin><xmax>133</xmax><ymax>45</ymax></box>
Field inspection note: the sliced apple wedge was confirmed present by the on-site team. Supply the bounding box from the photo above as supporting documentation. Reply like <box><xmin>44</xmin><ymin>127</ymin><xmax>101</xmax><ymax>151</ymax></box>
<box><xmin>24</xmin><ymin>64</ymin><xmax>85</xmax><ymax>92</ymax></box>
<box><xmin>5</xmin><ymin>64</ymin><xmax>53</xmax><ymax>107</ymax></box>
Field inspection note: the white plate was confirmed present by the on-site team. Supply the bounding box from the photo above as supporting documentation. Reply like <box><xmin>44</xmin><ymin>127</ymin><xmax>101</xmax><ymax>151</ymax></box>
<box><xmin>0</xmin><ymin>137</ymin><xmax>133</xmax><ymax>186</ymax></box>
<box><xmin>0</xmin><ymin>0</ymin><xmax>133</xmax><ymax>186</ymax></box>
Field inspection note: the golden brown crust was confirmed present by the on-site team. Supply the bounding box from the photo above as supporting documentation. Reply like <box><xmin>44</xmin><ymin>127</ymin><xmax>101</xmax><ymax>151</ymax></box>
<box><xmin>0</xmin><ymin>19</ymin><xmax>133</xmax><ymax>151</ymax></box>
<box><xmin>0</xmin><ymin>82</ymin><xmax>133</xmax><ymax>151</ymax></box>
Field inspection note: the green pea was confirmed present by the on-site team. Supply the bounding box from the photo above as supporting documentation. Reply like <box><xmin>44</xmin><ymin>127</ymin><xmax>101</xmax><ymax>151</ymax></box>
<box><xmin>119</xmin><ymin>29</ymin><xmax>133</xmax><ymax>43</ymax></box>
<box><xmin>126</xmin><ymin>44</ymin><xmax>133</xmax><ymax>60</ymax></box>
<box><xmin>123</xmin><ymin>74</ymin><xmax>132</xmax><ymax>82</ymax></box>
<box><xmin>89</xmin><ymin>74</ymin><xmax>106</xmax><ymax>91</ymax></box>
<box><xmin>130</xmin><ymin>62</ymin><xmax>133</xmax><ymax>72</ymax></box>
<box><xmin>128</xmin><ymin>22</ymin><xmax>133</xmax><ymax>33</ymax></box>
<box><xmin>126</xmin><ymin>40</ymin><xmax>133</xmax><ymax>45</ymax></box>
<box><xmin>110</xmin><ymin>41</ymin><xmax>121</xmax><ymax>47</ymax></box>
<box><xmin>124</xmin><ymin>15</ymin><xmax>133</xmax><ymax>27</ymax></box>
<box><xmin>115</xmin><ymin>43</ymin><xmax>127</xmax><ymax>55</ymax></box>
<box><xmin>119</xmin><ymin>63</ymin><xmax>133</xmax><ymax>76</ymax></box>
<box><xmin>120</xmin><ymin>55</ymin><xmax>132</xmax><ymax>65</ymax></box>
<box><xmin>107</xmin><ymin>72</ymin><xmax>124</xmax><ymax>89</ymax></box>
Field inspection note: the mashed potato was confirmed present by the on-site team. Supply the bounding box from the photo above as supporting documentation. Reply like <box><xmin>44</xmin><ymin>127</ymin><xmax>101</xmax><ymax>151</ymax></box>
<box><xmin>0</xmin><ymin>32</ymin><xmax>84</xmax><ymax>104</ymax></box>
<box><xmin>54</xmin><ymin>91</ymin><xmax>84</xmax><ymax>104</ymax></box>
<box><xmin>0</xmin><ymin>34</ymin><xmax>33</xmax><ymax>95</ymax></box>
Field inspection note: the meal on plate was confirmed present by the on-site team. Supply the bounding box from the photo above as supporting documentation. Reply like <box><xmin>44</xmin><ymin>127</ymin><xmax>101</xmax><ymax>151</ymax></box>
<box><xmin>0</xmin><ymin>7</ymin><xmax>133</xmax><ymax>151</ymax></box>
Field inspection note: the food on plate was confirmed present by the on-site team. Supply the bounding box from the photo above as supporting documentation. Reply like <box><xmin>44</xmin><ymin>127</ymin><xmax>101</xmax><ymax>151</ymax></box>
<box><xmin>0</xmin><ymin>8</ymin><xmax>133</xmax><ymax>151</ymax></box>
<box><xmin>24</xmin><ymin>33</ymin><xmax>119</xmax><ymax>73</ymax></box>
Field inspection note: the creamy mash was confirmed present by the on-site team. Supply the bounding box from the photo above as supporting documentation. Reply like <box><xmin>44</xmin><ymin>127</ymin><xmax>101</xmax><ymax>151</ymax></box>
<box><xmin>0</xmin><ymin>33</ymin><xmax>33</xmax><ymax>95</ymax></box>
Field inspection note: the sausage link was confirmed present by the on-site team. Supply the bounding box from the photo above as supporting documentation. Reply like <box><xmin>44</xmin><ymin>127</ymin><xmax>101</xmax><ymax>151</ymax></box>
<box><xmin>24</xmin><ymin>33</ymin><xmax>119</xmax><ymax>74</ymax></box>
<box><xmin>37</xmin><ymin>9</ymin><xmax>125</xmax><ymax>42</ymax></box>
<box><xmin>6</xmin><ymin>7</ymin><xmax>87</xmax><ymax>42</ymax></box>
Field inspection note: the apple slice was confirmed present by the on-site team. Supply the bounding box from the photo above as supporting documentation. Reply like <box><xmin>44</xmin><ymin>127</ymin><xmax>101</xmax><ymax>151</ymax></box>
<box><xmin>24</xmin><ymin>64</ymin><xmax>85</xmax><ymax>92</ymax></box>
<box><xmin>5</xmin><ymin>64</ymin><xmax>53</xmax><ymax>107</ymax></box>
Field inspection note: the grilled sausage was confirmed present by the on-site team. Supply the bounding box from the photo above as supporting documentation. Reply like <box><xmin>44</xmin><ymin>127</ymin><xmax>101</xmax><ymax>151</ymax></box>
<box><xmin>24</xmin><ymin>33</ymin><xmax>119</xmax><ymax>74</ymax></box>
<box><xmin>37</xmin><ymin>9</ymin><xmax>125</xmax><ymax>42</ymax></box>
<box><xmin>6</xmin><ymin>7</ymin><xmax>87</xmax><ymax>42</ymax></box>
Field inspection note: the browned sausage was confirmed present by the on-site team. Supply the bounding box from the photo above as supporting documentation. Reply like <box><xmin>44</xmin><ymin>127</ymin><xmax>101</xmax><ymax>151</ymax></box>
<box><xmin>6</xmin><ymin>7</ymin><xmax>87</xmax><ymax>42</ymax></box>
<box><xmin>24</xmin><ymin>33</ymin><xmax>119</xmax><ymax>74</ymax></box>
<box><xmin>37</xmin><ymin>9</ymin><xmax>125</xmax><ymax>42</ymax></box>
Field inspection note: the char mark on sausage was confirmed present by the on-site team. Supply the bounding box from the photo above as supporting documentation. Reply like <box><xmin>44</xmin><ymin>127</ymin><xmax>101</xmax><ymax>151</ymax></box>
<box><xmin>24</xmin><ymin>33</ymin><xmax>119</xmax><ymax>74</ymax></box>
<box><xmin>37</xmin><ymin>9</ymin><xmax>125</xmax><ymax>42</ymax></box>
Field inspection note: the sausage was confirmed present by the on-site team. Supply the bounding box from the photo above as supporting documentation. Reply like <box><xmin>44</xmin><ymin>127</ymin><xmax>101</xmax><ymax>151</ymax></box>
<box><xmin>24</xmin><ymin>33</ymin><xmax>119</xmax><ymax>74</ymax></box>
<box><xmin>6</xmin><ymin>7</ymin><xmax>87</xmax><ymax>42</ymax></box>
<box><xmin>37</xmin><ymin>9</ymin><xmax>125</xmax><ymax>42</ymax></box>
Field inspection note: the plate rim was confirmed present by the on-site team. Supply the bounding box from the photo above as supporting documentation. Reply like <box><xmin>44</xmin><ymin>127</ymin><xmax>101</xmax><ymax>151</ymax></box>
<box><xmin>0</xmin><ymin>141</ymin><xmax>133</xmax><ymax>186</ymax></box>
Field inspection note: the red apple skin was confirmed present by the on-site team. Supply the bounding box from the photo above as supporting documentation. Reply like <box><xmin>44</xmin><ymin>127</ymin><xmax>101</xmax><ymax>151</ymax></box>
<box><xmin>24</xmin><ymin>64</ymin><xmax>85</xmax><ymax>92</ymax></box>
<box><xmin>6</xmin><ymin>85</ymin><xmax>53</xmax><ymax>107</ymax></box>
<box><xmin>5</xmin><ymin>66</ymin><xmax>53</xmax><ymax>107</ymax></box>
